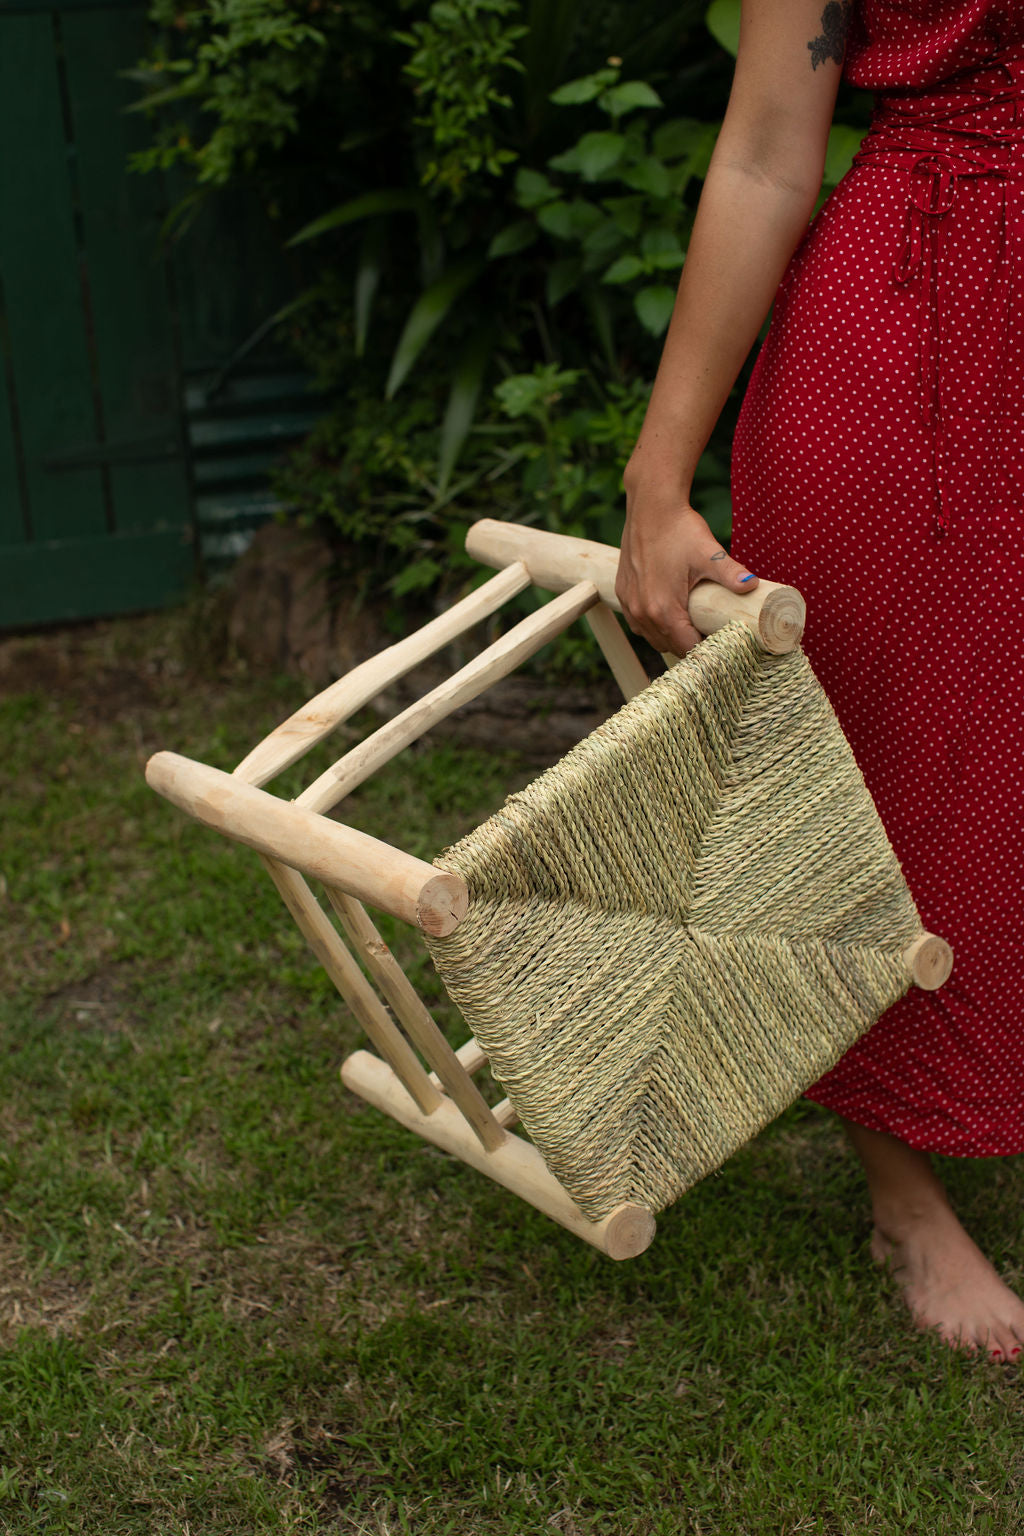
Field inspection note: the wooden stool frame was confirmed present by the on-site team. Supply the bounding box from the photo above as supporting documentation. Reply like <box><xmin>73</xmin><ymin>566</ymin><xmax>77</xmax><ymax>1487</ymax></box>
<box><xmin>146</xmin><ymin>521</ymin><xmax>946</xmax><ymax>1261</ymax></box>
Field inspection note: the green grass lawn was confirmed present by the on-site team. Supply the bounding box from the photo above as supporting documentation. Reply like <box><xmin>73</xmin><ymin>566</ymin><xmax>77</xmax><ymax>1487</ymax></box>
<box><xmin>1</xmin><ymin>610</ymin><xmax>1022</xmax><ymax>1535</ymax></box>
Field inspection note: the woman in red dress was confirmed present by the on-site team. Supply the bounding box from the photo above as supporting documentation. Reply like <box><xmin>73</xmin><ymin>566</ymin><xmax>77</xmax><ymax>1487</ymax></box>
<box><xmin>617</xmin><ymin>0</ymin><xmax>1024</xmax><ymax>1357</ymax></box>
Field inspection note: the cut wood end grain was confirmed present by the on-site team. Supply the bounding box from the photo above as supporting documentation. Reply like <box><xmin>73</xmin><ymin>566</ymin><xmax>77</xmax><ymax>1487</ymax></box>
<box><xmin>416</xmin><ymin>872</ymin><xmax>469</xmax><ymax>937</ymax></box>
<box><xmin>603</xmin><ymin>1204</ymin><xmax>657</xmax><ymax>1261</ymax></box>
<box><xmin>905</xmin><ymin>933</ymin><xmax>954</xmax><ymax>991</ymax></box>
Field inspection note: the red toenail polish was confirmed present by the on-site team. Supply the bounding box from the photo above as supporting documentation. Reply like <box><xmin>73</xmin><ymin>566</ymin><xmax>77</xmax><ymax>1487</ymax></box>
<box><xmin>1012</xmin><ymin>1348</ymin><xmax>1021</xmax><ymax>1358</ymax></box>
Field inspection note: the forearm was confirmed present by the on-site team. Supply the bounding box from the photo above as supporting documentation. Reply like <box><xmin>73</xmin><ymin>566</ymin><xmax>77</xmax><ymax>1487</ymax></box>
<box><xmin>625</xmin><ymin>153</ymin><xmax>822</xmax><ymax>497</ymax></box>
<box><xmin>615</xmin><ymin>0</ymin><xmax>848</xmax><ymax>656</ymax></box>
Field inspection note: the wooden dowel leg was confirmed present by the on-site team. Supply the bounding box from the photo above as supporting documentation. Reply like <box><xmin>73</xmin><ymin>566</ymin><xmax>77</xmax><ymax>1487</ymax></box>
<box><xmin>296</xmin><ymin>579</ymin><xmax>601</xmax><ymax>814</ymax></box>
<box><xmin>146</xmin><ymin>751</ymin><xmax>467</xmax><ymax>937</ymax></box>
<box><xmin>446</xmin><ymin>1037</ymin><xmax>488</xmax><ymax>1078</ymax></box>
<box><xmin>491</xmin><ymin>1097</ymin><xmax>519</xmax><ymax>1130</ymax></box>
<box><xmin>905</xmin><ymin>933</ymin><xmax>954</xmax><ymax>991</ymax></box>
<box><xmin>342</xmin><ymin>1049</ymin><xmax>656</xmax><ymax>1260</ymax></box>
<box><xmin>233</xmin><ymin>561</ymin><xmax>533</xmax><ymax>787</ymax></box>
<box><xmin>325</xmin><ymin>887</ymin><xmax>506</xmax><ymax>1153</ymax></box>
<box><xmin>466</xmin><ymin>518</ymin><xmax>806</xmax><ymax>654</ymax></box>
<box><xmin>261</xmin><ymin>857</ymin><xmax>442</xmax><ymax>1116</ymax></box>
<box><xmin>584</xmin><ymin>603</ymin><xmax>649</xmax><ymax>701</ymax></box>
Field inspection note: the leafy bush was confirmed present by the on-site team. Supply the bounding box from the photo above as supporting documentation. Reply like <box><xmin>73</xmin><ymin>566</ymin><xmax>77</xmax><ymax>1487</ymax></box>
<box><xmin>133</xmin><ymin>0</ymin><xmax>869</xmax><ymax>631</ymax></box>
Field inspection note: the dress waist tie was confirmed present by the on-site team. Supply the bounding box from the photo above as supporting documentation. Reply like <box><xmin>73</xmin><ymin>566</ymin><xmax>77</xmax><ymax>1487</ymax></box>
<box><xmin>852</xmin><ymin>56</ymin><xmax>1024</xmax><ymax>536</ymax></box>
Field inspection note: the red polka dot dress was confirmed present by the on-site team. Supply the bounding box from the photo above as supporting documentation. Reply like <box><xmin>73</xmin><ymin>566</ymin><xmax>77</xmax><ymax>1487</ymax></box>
<box><xmin>730</xmin><ymin>0</ymin><xmax>1024</xmax><ymax>1155</ymax></box>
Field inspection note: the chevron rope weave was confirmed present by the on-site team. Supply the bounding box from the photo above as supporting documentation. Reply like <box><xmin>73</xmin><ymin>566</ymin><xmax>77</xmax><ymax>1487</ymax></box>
<box><xmin>426</xmin><ymin>621</ymin><xmax>924</xmax><ymax>1221</ymax></box>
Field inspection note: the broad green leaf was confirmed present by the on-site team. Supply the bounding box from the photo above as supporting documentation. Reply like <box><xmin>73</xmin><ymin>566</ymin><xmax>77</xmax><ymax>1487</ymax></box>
<box><xmin>706</xmin><ymin>0</ymin><xmax>741</xmax><ymax>56</ymax></box>
<box><xmin>621</xmin><ymin>157</ymin><xmax>672</xmax><ymax>198</ymax></box>
<box><xmin>653</xmin><ymin>116</ymin><xmax>704</xmax><ymax>161</ymax></box>
<box><xmin>391</xmin><ymin>558</ymin><xmax>442</xmax><ymax>598</ymax></box>
<box><xmin>581</xmin><ymin>221</ymin><xmax>624</xmax><ymax>266</ymax></box>
<box><xmin>599</xmin><ymin>81</ymin><xmax>663</xmax><ymax>116</ymax></box>
<box><xmin>354</xmin><ymin>222</ymin><xmax>385</xmax><ymax>358</ymax></box>
<box><xmin>496</xmin><ymin>367</ymin><xmax>581</xmax><ymax>420</ymax></box>
<box><xmin>488</xmin><ymin>220</ymin><xmax>539</xmax><ymax>258</ymax></box>
<box><xmin>550</xmin><ymin>71</ymin><xmax>611</xmax><ymax>105</ymax></box>
<box><xmin>288</xmin><ymin>189</ymin><xmax>419</xmax><ymax>246</ymax></box>
<box><xmin>546</xmin><ymin>257</ymin><xmax>581</xmax><ymax>306</ymax></box>
<box><xmin>603</xmin><ymin>254</ymin><xmax>645</xmax><ymax>284</ymax></box>
<box><xmin>642</xmin><ymin>227</ymin><xmax>685</xmax><ymax>269</ymax></box>
<box><xmin>634</xmin><ymin>283</ymin><xmax>676</xmax><ymax>335</ymax></box>
<box><xmin>386</xmin><ymin>262</ymin><xmax>484</xmax><ymax>398</ymax></box>
<box><xmin>438</xmin><ymin>327</ymin><xmax>496</xmax><ymax>491</ymax></box>
<box><xmin>537</xmin><ymin>198</ymin><xmax>603</xmax><ymax>240</ymax></box>
<box><xmin>548</xmin><ymin>145</ymin><xmax>583</xmax><ymax>174</ymax></box>
<box><xmin>604</xmin><ymin>196</ymin><xmax>644</xmax><ymax>238</ymax></box>
<box><xmin>515</xmin><ymin>167</ymin><xmax>557</xmax><ymax>207</ymax></box>
<box><xmin>823</xmin><ymin>123</ymin><xmax>865</xmax><ymax>187</ymax></box>
<box><xmin>575</xmin><ymin>130</ymin><xmax>627</xmax><ymax>181</ymax></box>
<box><xmin>537</xmin><ymin>200</ymin><xmax>575</xmax><ymax>240</ymax></box>
<box><xmin>680</xmin><ymin>123</ymin><xmax>719</xmax><ymax>183</ymax></box>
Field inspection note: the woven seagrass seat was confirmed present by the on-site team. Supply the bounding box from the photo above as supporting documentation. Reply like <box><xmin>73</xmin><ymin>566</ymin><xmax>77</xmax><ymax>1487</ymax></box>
<box><xmin>146</xmin><ymin>519</ymin><xmax>952</xmax><ymax>1260</ymax></box>
<box><xmin>427</xmin><ymin>621</ymin><xmax>925</xmax><ymax>1221</ymax></box>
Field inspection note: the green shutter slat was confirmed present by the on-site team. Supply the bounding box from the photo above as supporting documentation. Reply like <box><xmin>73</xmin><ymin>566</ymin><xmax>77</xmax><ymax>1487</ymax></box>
<box><xmin>0</xmin><ymin>13</ymin><xmax>108</xmax><ymax>542</ymax></box>
<box><xmin>61</xmin><ymin>8</ymin><xmax>193</xmax><ymax>538</ymax></box>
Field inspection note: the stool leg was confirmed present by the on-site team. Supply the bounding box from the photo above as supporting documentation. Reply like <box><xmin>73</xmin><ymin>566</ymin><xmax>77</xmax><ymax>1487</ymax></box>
<box><xmin>341</xmin><ymin>1049</ymin><xmax>656</xmax><ymax>1261</ymax></box>
<box><xmin>262</xmin><ymin>857</ymin><xmax>442</xmax><ymax>1116</ymax></box>
<box><xmin>325</xmin><ymin>887</ymin><xmax>506</xmax><ymax>1153</ymax></box>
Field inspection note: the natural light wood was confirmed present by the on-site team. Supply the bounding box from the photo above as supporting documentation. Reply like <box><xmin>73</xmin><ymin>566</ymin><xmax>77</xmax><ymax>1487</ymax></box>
<box><xmin>325</xmin><ymin>886</ymin><xmax>506</xmax><ymax>1152</ymax></box>
<box><xmin>584</xmin><ymin>602</ymin><xmax>649</xmax><ymax>700</ymax></box>
<box><xmin>146</xmin><ymin>750</ymin><xmax>468</xmax><ymax>937</ymax></box>
<box><xmin>295</xmin><ymin>580</ymin><xmax>601</xmax><ymax>815</ymax></box>
<box><xmin>466</xmin><ymin>518</ymin><xmax>806</xmax><ymax>654</ymax></box>
<box><xmin>262</xmin><ymin>859</ymin><xmax>441</xmax><ymax>1115</ymax></box>
<box><xmin>341</xmin><ymin>1049</ymin><xmax>656</xmax><ymax>1259</ymax></box>
<box><xmin>429</xmin><ymin>1037</ymin><xmax>488</xmax><ymax>1087</ymax></box>
<box><xmin>905</xmin><ymin>934</ymin><xmax>955</xmax><ymax>991</ymax></box>
<box><xmin>233</xmin><ymin>561</ymin><xmax>532</xmax><ymax>787</ymax></box>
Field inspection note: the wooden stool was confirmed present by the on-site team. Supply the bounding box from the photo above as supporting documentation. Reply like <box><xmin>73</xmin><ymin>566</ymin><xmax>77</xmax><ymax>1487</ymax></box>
<box><xmin>146</xmin><ymin>520</ymin><xmax>952</xmax><ymax>1260</ymax></box>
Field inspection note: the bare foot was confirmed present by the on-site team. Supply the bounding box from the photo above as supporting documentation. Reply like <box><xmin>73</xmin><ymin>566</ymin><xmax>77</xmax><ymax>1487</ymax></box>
<box><xmin>841</xmin><ymin>1117</ymin><xmax>1024</xmax><ymax>1360</ymax></box>
<box><xmin>871</xmin><ymin>1202</ymin><xmax>1024</xmax><ymax>1359</ymax></box>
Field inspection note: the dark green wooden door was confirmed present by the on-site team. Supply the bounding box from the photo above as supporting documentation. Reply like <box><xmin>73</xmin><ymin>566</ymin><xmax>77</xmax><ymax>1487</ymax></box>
<box><xmin>0</xmin><ymin>0</ymin><xmax>197</xmax><ymax>627</ymax></box>
<box><xmin>0</xmin><ymin>0</ymin><xmax>320</xmax><ymax>628</ymax></box>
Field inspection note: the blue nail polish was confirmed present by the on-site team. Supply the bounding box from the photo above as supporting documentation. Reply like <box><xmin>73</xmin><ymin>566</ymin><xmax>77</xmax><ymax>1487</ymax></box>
<box><xmin>740</xmin><ymin>573</ymin><xmax>757</xmax><ymax>583</ymax></box>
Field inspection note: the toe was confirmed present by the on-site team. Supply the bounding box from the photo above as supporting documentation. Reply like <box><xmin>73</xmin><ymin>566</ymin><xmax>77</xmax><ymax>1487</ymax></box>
<box><xmin>990</xmin><ymin>1324</ymin><xmax>1022</xmax><ymax>1364</ymax></box>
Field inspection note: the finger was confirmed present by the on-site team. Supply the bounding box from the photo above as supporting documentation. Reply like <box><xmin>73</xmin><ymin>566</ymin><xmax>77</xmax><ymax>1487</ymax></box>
<box><xmin>617</xmin><ymin>599</ymin><xmax>696</xmax><ymax>654</ymax></box>
<box><xmin>700</xmin><ymin>545</ymin><xmax>759</xmax><ymax>594</ymax></box>
<box><xmin>641</xmin><ymin>605</ymin><xmax>704</xmax><ymax>657</ymax></box>
<box><xmin>664</xmin><ymin>613</ymin><xmax>704</xmax><ymax>656</ymax></box>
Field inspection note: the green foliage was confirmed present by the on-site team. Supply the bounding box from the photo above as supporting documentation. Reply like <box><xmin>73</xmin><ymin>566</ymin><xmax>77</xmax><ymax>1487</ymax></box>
<box><xmin>131</xmin><ymin>0</ymin><xmax>869</xmax><ymax>618</ymax></box>
<box><xmin>490</xmin><ymin>365</ymin><xmax>648</xmax><ymax>544</ymax></box>
<box><xmin>397</xmin><ymin>0</ymin><xmax>528</xmax><ymax>200</ymax></box>
<box><xmin>505</xmin><ymin>60</ymin><xmax>718</xmax><ymax>340</ymax></box>
<box><xmin>128</xmin><ymin>0</ymin><xmax>330</xmax><ymax>184</ymax></box>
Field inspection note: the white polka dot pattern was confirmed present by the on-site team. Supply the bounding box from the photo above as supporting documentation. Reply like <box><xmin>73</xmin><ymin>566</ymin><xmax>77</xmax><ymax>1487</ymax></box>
<box><xmin>729</xmin><ymin>10</ymin><xmax>1024</xmax><ymax>1155</ymax></box>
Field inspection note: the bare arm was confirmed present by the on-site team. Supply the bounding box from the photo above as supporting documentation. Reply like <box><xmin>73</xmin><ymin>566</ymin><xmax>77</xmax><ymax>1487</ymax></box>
<box><xmin>616</xmin><ymin>0</ymin><xmax>850</xmax><ymax>654</ymax></box>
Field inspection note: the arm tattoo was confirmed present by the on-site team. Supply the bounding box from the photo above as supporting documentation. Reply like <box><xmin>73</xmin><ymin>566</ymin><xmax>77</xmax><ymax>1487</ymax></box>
<box><xmin>808</xmin><ymin>0</ymin><xmax>852</xmax><ymax>69</ymax></box>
